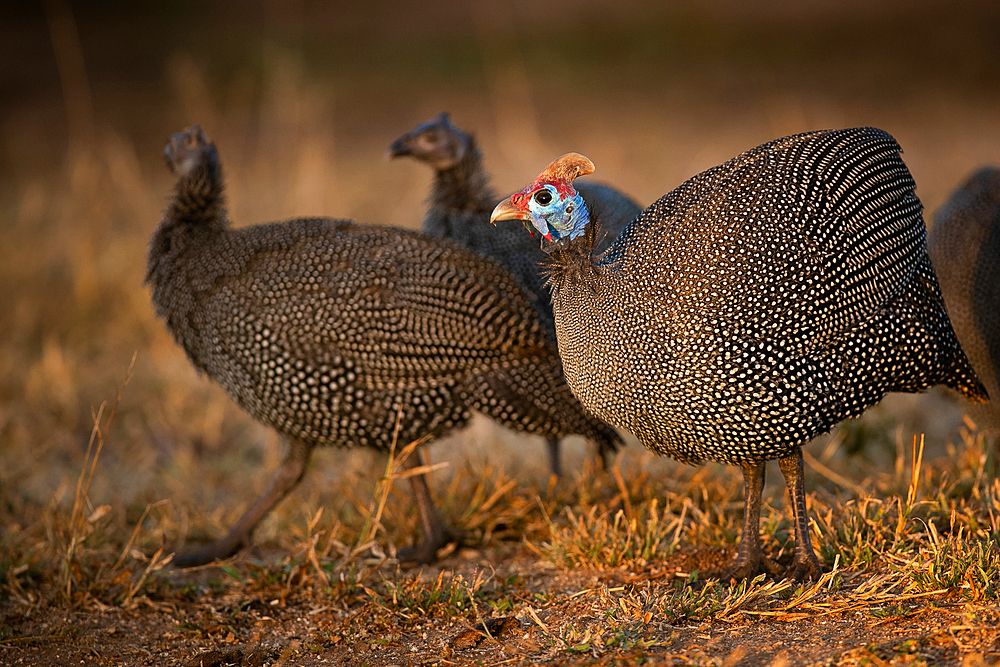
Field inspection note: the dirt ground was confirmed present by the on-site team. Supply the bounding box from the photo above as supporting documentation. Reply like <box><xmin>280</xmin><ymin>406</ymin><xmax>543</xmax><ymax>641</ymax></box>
<box><xmin>3</xmin><ymin>543</ymin><xmax>999</xmax><ymax>666</ymax></box>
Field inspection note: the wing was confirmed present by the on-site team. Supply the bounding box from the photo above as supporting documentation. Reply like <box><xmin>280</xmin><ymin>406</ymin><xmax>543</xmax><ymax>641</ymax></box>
<box><xmin>201</xmin><ymin>220</ymin><xmax>554</xmax><ymax>394</ymax></box>
<box><xmin>612</xmin><ymin>127</ymin><xmax>926</xmax><ymax>350</ymax></box>
<box><xmin>370</xmin><ymin>227</ymin><xmax>556</xmax><ymax>383</ymax></box>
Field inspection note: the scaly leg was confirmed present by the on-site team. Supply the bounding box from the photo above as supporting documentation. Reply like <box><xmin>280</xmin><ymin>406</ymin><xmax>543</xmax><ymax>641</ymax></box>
<box><xmin>546</xmin><ymin>438</ymin><xmax>562</xmax><ymax>478</ymax></box>
<box><xmin>598</xmin><ymin>444</ymin><xmax>616</xmax><ymax>471</ymax></box>
<box><xmin>726</xmin><ymin>460</ymin><xmax>781</xmax><ymax>581</ymax></box>
<box><xmin>778</xmin><ymin>448</ymin><xmax>822</xmax><ymax>581</ymax></box>
<box><xmin>174</xmin><ymin>437</ymin><xmax>312</xmax><ymax>567</ymax></box>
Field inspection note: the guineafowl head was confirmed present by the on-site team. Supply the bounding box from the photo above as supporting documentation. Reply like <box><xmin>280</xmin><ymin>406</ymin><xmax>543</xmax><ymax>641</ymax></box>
<box><xmin>388</xmin><ymin>112</ymin><xmax>469</xmax><ymax>170</ymax></box>
<box><xmin>164</xmin><ymin>124</ymin><xmax>219</xmax><ymax>180</ymax></box>
<box><xmin>490</xmin><ymin>153</ymin><xmax>594</xmax><ymax>246</ymax></box>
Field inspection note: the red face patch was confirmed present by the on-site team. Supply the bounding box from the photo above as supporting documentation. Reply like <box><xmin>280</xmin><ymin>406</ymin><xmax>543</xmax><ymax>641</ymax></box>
<box><xmin>514</xmin><ymin>179</ymin><xmax>577</xmax><ymax>205</ymax></box>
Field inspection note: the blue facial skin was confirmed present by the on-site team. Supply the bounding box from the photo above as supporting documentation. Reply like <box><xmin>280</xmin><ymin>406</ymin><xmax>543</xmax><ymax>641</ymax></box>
<box><xmin>526</xmin><ymin>184</ymin><xmax>590</xmax><ymax>242</ymax></box>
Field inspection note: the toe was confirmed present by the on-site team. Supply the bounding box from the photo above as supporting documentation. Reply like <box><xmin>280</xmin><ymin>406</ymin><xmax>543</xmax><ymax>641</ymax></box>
<box><xmin>790</xmin><ymin>555</ymin><xmax>823</xmax><ymax>581</ymax></box>
<box><xmin>174</xmin><ymin>544</ymin><xmax>228</xmax><ymax>568</ymax></box>
<box><xmin>396</xmin><ymin>542</ymin><xmax>437</xmax><ymax>565</ymax></box>
<box><xmin>173</xmin><ymin>532</ymin><xmax>248</xmax><ymax>568</ymax></box>
<box><xmin>397</xmin><ymin>525</ymin><xmax>461</xmax><ymax>564</ymax></box>
<box><xmin>725</xmin><ymin>553</ymin><xmax>781</xmax><ymax>582</ymax></box>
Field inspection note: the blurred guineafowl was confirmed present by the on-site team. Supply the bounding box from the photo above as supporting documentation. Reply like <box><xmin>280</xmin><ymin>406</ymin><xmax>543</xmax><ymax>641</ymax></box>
<box><xmin>491</xmin><ymin>128</ymin><xmax>988</xmax><ymax>580</ymax></box>
<box><xmin>146</xmin><ymin>125</ymin><xmax>622</xmax><ymax>566</ymax></box>
<box><xmin>389</xmin><ymin>112</ymin><xmax>642</xmax><ymax>473</ymax></box>
<box><xmin>927</xmin><ymin>168</ymin><xmax>1000</xmax><ymax>436</ymax></box>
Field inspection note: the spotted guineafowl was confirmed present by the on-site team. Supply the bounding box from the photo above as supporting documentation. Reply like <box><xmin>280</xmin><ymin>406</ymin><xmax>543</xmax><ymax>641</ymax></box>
<box><xmin>491</xmin><ymin>128</ymin><xmax>988</xmax><ymax>580</ymax></box>
<box><xmin>389</xmin><ymin>112</ymin><xmax>642</xmax><ymax>473</ymax></box>
<box><xmin>927</xmin><ymin>168</ymin><xmax>1000</xmax><ymax>437</ymax></box>
<box><xmin>146</xmin><ymin>125</ymin><xmax>623</xmax><ymax>566</ymax></box>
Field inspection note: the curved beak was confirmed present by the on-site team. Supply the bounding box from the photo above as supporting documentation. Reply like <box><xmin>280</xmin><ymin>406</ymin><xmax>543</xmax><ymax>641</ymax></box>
<box><xmin>386</xmin><ymin>134</ymin><xmax>412</xmax><ymax>159</ymax></box>
<box><xmin>490</xmin><ymin>198</ymin><xmax>526</xmax><ymax>225</ymax></box>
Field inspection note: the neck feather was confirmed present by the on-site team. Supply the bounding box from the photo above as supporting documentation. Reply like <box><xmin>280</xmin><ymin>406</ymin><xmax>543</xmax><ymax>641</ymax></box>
<box><xmin>543</xmin><ymin>213</ymin><xmax>601</xmax><ymax>287</ymax></box>
<box><xmin>145</xmin><ymin>163</ymin><xmax>228</xmax><ymax>285</ymax></box>
<box><xmin>429</xmin><ymin>137</ymin><xmax>496</xmax><ymax>212</ymax></box>
<box><xmin>165</xmin><ymin>162</ymin><xmax>228</xmax><ymax>229</ymax></box>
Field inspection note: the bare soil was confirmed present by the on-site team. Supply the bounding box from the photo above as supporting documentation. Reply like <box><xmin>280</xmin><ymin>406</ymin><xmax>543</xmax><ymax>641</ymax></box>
<box><xmin>3</xmin><ymin>543</ymin><xmax>999</xmax><ymax>666</ymax></box>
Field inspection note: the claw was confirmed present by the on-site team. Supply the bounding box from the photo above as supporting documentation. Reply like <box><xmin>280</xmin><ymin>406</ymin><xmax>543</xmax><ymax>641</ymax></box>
<box><xmin>724</xmin><ymin>551</ymin><xmax>782</xmax><ymax>582</ymax></box>
<box><xmin>788</xmin><ymin>552</ymin><xmax>823</xmax><ymax>582</ymax></box>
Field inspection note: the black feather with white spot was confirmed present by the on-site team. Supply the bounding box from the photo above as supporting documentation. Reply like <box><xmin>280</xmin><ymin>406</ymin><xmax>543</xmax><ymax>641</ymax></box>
<box><xmin>546</xmin><ymin>128</ymin><xmax>986</xmax><ymax>465</ymax></box>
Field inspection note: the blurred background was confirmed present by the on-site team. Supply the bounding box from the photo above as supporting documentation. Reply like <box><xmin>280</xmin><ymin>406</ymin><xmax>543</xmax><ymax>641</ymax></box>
<box><xmin>1</xmin><ymin>0</ymin><xmax>998</xmax><ymax>553</ymax></box>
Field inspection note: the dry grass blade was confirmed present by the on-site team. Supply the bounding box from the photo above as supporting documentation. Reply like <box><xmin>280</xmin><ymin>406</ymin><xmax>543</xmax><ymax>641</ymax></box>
<box><xmin>112</xmin><ymin>498</ymin><xmax>171</xmax><ymax>571</ymax></box>
<box><xmin>392</xmin><ymin>461</ymin><xmax>450</xmax><ymax>481</ymax></box>
<box><xmin>612</xmin><ymin>463</ymin><xmax>634</xmax><ymax>522</ymax></box>
<box><xmin>717</xmin><ymin>575</ymin><xmax>794</xmax><ymax>622</ymax></box>
<box><xmin>464</xmin><ymin>477</ymin><xmax>518</xmax><ymax>530</ymax></box>
<box><xmin>350</xmin><ymin>404</ymin><xmax>406</xmax><ymax>559</ymax></box>
<box><xmin>907</xmin><ymin>433</ymin><xmax>925</xmax><ymax>509</ymax></box>
<box><xmin>895</xmin><ymin>433</ymin><xmax>926</xmax><ymax>541</ymax></box>
<box><xmin>464</xmin><ymin>566</ymin><xmax>498</xmax><ymax>643</ymax></box>
<box><xmin>347</xmin><ymin>405</ymin><xmax>436</xmax><ymax>561</ymax></box>
<box><xmin>779</xmin><ymin>560</ymin><xmax>842</xmax><ymax>611</ymax></box>
<box><xmin>524</xmin><ymin>605</ymin><xmax>553</xmax><ymax>637</ymax></box>
<box><xmin>304</xmin><ymin>507</ymin><xmax>328</xmax><ymax>584</ymax></box>
<box><xmin>62</xmin><ymin>352</ymin><xmax>136</xmax><ymax>601</ymax></box>
<box><xmin>122</xmin><ymin>536</ymin><xmax>172</xmax><ymax>607</ymax></box>
<box><xmin>803</xmin><ymin>449</ymin><xmax>867</xmax><ymax>496</ymax></box>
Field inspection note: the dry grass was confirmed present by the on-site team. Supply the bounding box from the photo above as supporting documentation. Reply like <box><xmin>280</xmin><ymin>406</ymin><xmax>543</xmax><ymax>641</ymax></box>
<box><xmin>3</xmin><ymin>7</ymin><xmax>1000</xmax><ymax>663</ymax></box>
<box><xmin>2</xmin><ymin>352</ymin><xmax>998</xmax><ymax>664</ymax></box>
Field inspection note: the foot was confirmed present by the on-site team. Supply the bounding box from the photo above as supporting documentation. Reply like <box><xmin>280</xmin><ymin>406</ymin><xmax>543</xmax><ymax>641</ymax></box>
<box><xmin>724</xmin><ymin>550</ymin><xmax>782</xmax><ymax>582</ymax></box>
<box><xmin>396</xmin><ymin>525</ymin><xmax>461</xmax><ymax>564</ymax></box>
<box><xmin>173</xmin><ymin>532</ymin><xmax>249</xmax><ymax>568</ymax></box>
<box><xmin>787</xmin><ymin>551</ymin><xmax>823</xmax><ymax>582</ymax></box>
<box><xmin>164</xmin><ymin>125</ymin><xmax>218</xmax><ymax>178</ymax></box>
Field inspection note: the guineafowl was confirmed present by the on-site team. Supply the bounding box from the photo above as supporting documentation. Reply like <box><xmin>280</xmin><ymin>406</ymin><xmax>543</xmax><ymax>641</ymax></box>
<box><xmin>389</xmin><ymin>112</ymin><xmax>642</xmax><ymax>473</ymax></box>
<box><xmin>491</xmin><ymin>128</ymin><xmax>988</xmax><ymax>580</ymax></box>
<box><xmin>927</xmin><ymin>168</ymin><xmax>1000</xmax><ymax>437</ymax></box>
<box><xmin>146</xmin><ymin>125</ymin><xmax>623</xmax><ymax>566</ymax></box>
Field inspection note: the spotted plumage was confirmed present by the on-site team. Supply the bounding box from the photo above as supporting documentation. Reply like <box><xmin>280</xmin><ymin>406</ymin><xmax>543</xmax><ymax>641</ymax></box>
<box><xmin>147</xmin><ymin>125</ymin><xmax>622</xmax><ymax>566</ymax></box>
<box><xmin>927</xmin><ymin>167</ymin><xmax>1000</xmax><ymax>435</ymax></box>
<box><xmin>389</xmin><ymin>112</ymin><xmax>643</xmax><ymax>333</ymax></box>
<box><xmin>493</xmin><ymin>127</ymin><xmax>988</xmax><ymax>580</ymax></box>
<box><xmin>389</xmin><ymin>113</ymin><xmax>641</xmax><ymax>472</ymax></box>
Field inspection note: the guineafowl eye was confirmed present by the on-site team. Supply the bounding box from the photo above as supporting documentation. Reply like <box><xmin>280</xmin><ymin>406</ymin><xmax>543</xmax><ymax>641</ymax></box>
<box><xmin>534</xmin><ymin>190</ymin><xmax>553</xmax><ymax>205</ymax></box>
<box><xmin>423</xmin><ymin>130</ymin><xmax>439</xmax><ymax>144</ymax></box>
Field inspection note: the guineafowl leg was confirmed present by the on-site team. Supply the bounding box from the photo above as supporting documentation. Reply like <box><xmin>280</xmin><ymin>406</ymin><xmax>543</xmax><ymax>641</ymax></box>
<box><xmin>597</xmin><ymin>441</ymin><xmax>617</xmax><ymax>471</ymax></box>
<box><xmin>726</xmin><ymin>461</ymin><xmax>781</xmax><ymax>581</ymax></box>
<box><xmin>174</xmin><ymin>437</ymin><xmax>312</xmax><ymax>567</ymax></box>
<box><xmin>546</xmin><ymin>439</ymin><xmax>562</xmax><ymax>477</ymax></box>
<box><xmin>396</xmin><ymin>448</ymin><xmax>456</xmax><ymax>564</ymax></box>
<box><xmin>777</xmin><ymin>449</ymin><xmax>822</xmax><ymax>580</ymax></box>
